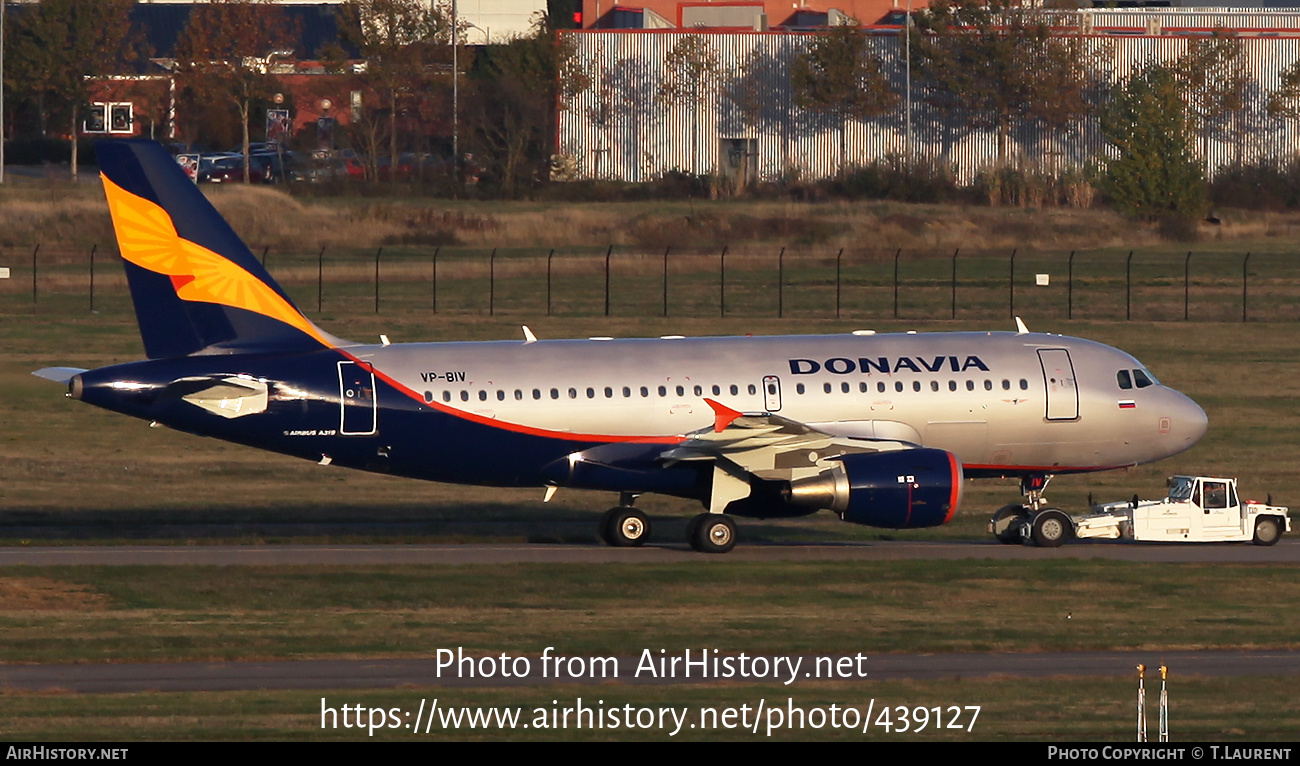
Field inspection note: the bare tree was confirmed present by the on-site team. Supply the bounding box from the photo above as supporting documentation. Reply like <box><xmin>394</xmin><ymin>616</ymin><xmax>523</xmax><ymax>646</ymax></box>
<box><xmin>656</xmin><ymin>35</ymin><xmax>721</xmax><ymax>175</ymax></box>
<box><xmin>175</xmin><ymin>0</ymin><xmax>298</xmax><ymax>180</ymax></box>
<box><xmin>911</xmin><ymin>1</ymin><xmax>1096</xmax><ymax>167</ymax></box>
<box><xmin>7</xmin><ymin>0</ymin><xmax>138</xmax><ymax>177</ymax></box>
<box><xmin>792</xmin><ymin>20</ymin><xmax>898</xmax><ymax>175</ymax></box>
<box><xmin>1173</xmin><ymin>31</ymin><xmax>1247</xmax><ymax>167</ymax></box>
<box><xmin>469</xmin><ymin>14</ymin><xmax>582</xmax><ymax>196</ymax></box>
<box><xmin>1267</xmin><ymin>59</ymin><xmax>1300</xmax><ymax>122</ymax></box>
<box><xmin>338</xmin><ymin>0</ymin><xmax>453</xmax><ymax>185</ymax></box>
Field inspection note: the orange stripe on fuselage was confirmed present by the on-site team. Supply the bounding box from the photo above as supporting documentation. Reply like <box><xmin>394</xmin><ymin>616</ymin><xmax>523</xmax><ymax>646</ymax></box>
<box><xmin>338</xmin><ymin>348</ymin><xmax>680</xmax><ymax>445</ymax></box>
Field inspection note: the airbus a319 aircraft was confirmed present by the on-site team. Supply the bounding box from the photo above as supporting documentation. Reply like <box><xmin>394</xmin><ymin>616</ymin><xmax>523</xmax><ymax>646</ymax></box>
<box><xmin>34</xmin><ymin>140</ymin><xmax>1208</xmax><ymax>552</ymax></box>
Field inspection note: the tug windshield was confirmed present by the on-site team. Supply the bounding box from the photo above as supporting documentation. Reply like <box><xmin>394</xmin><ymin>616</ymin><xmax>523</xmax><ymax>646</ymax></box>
<box><xmin>1168</xmin><ymin>476</ymin><xmax>1195</xmax><ymax>502</ymax></box>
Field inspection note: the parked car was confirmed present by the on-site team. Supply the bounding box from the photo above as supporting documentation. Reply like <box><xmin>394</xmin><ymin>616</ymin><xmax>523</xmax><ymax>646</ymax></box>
<box><xmin>287</xmin><ymin>152</ymin><xmax>347</xmax><ymax>183</ymax></box>
<box><xmin>199</xmin><ymin>154</ymin><xmax>269</xmax><ymax>184</ymax></box>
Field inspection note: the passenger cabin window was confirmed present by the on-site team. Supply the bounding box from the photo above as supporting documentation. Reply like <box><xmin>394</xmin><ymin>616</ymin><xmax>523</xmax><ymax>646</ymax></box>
<box><xmin>515</xmin><ymin>390</ymin><xmax>523</xmax><ymax>400</ymax></box>
<box><xmin>748</xmin><ymin>384</ymin><xmax>757</xmax><ymax>395</ymax></box>
<box><xmin>1117</xmin><ymin>370</ymin><xmax>1133</xmax><ymax>390</ymax></box>
<box><xmin>796</xmin><ymin>383</ymin><xmax>806</xmax><ymax>394</ymax></box>
<box><xmin>550</xmin><ymin>388</ymin><xmax>560</xmax><ymax>400</ymax></box>
<box><xmin>730</xmin><ymin>385</ymin><xmax>739</xmax><ymax>395</ymax></box>
<box><xmin>533</xmin><ymin>389</ymin><xmax>542</xmax><ymax>400</ymax></box>
<box><xmin>497</xmin><ymin>390</ymin><xmax>505</xmax><ymax>401</ymax></box>
<box><xmin>823</xmin><ymin>383</ymin><xmax>832</xmax><ymax>394</ymax></box>
<box><xmin>694</xmin><ymin>385</ymin><xmax>703</xmax><ymax>396</ymax></box>
<box><xmin>479</xmin><ymin>390</ymin><xmax>488</xmax><ymax>401</ymax></box>
<box><xmin>442</xmin><ymin>391</ymin><xmax>451</xmax><ymax>402</ymax></box>
<box><xmin>423</xmin><ymin>391</ymin><xmax>433</xmax><ymax>403</ymax></box>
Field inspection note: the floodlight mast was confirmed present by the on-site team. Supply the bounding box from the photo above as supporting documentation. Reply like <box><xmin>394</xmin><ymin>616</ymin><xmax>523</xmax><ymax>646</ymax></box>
<box><xmin>905</xmin><ymin>0</ymin><xmax>912</xmax><ymax>163</ymax></box>
<box><xmin>1</xmin><ymin>0</ymin><xmax>6</xmax><ymax>185</ymax></box>
<box><xmin>452</xmin><ymin>0</ymin><xmax>458</xmax><ymax>174</ymax></box>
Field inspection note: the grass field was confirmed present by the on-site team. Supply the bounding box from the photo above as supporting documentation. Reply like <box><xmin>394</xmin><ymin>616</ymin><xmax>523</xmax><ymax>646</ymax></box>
<box><xmin>3</xmin><ymin>203</ymin><xmax>1300</xmax><ymax>739</ymax></box>
<box><xmin>3</xmin><ymin>677</ymin><xmax>1299</xmax><ymax>740</ymax></box>
<box><xmin>0</xmin><ymin>560</ymin><xmax>1297</xmax><ymax>664</ymax></box>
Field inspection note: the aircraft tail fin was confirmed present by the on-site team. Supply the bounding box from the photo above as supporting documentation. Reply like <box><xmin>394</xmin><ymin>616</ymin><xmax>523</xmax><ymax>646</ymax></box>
<box><xmin>95</xmin><ymin>139</ymin><xmax>343</xmax><ymax>359</ymax></box>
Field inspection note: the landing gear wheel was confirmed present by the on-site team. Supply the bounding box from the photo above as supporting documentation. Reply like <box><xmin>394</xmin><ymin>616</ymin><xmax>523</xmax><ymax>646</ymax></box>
<box><xmin>990</xmin><ymin>504</ymin><xmax>1031</xmax><ymax>545</ymax></box>
<box><xmin>685</xmin><ymin>513</ymin><xmax>704</xmax><ymax>545</ymax></box>
<box><xmin>1030</xmin><ymin>508</ymin><xmax>1073</xmax><ymax>548</ymax></box>
<box><xmin>689</xmin><ymin>513</ymin><xmax>736</xmax><ymax>554</ymax></box>
<box><xmin>1253</xmin><ymin>516</ymin><xmax>1283</xmax><ymax>546</ymax></box>
<box><xmin>598</xmin><ymin>508</ymin><xmax>621</xmax><ymax>546</ymax></box>
<box><xmin>606</xmin><ymin>508</ymin><xmax>650</xmax><ymax>547</ymax></box>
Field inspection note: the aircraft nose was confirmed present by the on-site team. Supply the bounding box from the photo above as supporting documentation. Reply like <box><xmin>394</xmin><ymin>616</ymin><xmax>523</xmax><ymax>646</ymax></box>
<box><xmin>1167</xmin><ymin>390</ymin><xmax>1208</xmax><ymax>450</ymax></box>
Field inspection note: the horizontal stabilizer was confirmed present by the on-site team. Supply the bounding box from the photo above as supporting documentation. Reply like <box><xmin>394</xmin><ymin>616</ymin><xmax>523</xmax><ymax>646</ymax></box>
<box><xmin>166</xmin><ymin>375</ymin><xmax>269</xmax><ymax>419</ymax></box>
<box><xmin>32</xmin><ymin>367</ymin><xmax>87</xmax><ymax>384</ymax></box>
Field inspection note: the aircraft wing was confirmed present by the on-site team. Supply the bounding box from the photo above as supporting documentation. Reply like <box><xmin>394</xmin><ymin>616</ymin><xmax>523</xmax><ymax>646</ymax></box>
<box><xmin>661</xmin><ymin>398</ymin><xmax>914</xmax><ymax>495</ymax></box>
<box><xmin>650</xmin><ymin>399</ymin><xmax>917</xmax><ymax>513</ymax></box>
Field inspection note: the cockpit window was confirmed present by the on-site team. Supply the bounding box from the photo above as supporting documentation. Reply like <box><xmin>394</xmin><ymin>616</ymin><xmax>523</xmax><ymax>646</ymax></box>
<box><xmin>1133</xmin><ymin>368</ymin><xmax>1156</xmax><ymax>388</ymax></box>
<box><xmin>1168</xmin><ymin>476</ymin><xmax>1195</xmax><ymax>502</ymax></box>
<box><xmin>1117</xmin><ymin>370</ymin><xmax>1133</xmax><ymax>390</ymax></box>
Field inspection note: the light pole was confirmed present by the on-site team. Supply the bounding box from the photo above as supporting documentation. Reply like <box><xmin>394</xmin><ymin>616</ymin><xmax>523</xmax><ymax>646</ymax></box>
<box><xmin>2</xmin><ymin>0</ymin><xmax>6</xmax><ymax>185</ymax></box>
<box><xmin>452</xmin><ymin>0</ymin><xmax>458</xmax><ymax>169</ymax></box>
<box><xmin>904</xmin><ymin>0</ymin><xmax>912</xmax><ymax>163</ymax></box>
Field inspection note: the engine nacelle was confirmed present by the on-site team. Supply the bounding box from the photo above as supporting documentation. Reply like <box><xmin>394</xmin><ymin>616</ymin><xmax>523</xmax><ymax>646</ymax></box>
<box><xmin>786</xmin><ymin>449</ymin><xmax>963</xmax><ymax>528</ymax></box>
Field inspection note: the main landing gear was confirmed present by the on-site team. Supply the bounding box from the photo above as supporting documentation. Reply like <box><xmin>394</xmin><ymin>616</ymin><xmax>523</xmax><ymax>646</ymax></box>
<box><xmin>597</xmin><ymin>494</ymin><xmax>738</xmax><ymax>553</ymax></box>
<box><xmin>600</xmin><ymin>494</ymin><xmax>651</xmax><ymax>548</ymax></box>
<box><xmin>988</xmin><ymin>475</ymin><xmax>1073</xmax><ymax>548</ymax></box>
<box><xmin>687</xmin><ymin>513</ymin><xmax>737</xmax><ymax>554</ymax></box>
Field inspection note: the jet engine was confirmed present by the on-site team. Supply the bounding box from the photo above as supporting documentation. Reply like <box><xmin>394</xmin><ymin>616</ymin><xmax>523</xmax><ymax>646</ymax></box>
<box><xmin>785</xmin><ymin>448</ymin><xmax>963</xmax><ymax>528</ymax></box>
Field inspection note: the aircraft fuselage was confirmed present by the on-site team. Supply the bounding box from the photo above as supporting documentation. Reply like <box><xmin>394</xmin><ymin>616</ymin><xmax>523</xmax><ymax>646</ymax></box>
<box><xmin>71</xmin><ymin>330</ymin><xmax>1207</xmax><ymax>499</ymax></box>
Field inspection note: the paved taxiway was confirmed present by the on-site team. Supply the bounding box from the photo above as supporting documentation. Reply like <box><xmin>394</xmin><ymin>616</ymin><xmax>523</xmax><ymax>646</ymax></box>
<box><xmin>1</xmin><ymin>539</ymin><xmax>1298</xmax><ymax>565</ymax></box>
<box><xmin>3</xmin><ymin>650</ymin><xmax>1299</xmax><ymax>694</ymax></box>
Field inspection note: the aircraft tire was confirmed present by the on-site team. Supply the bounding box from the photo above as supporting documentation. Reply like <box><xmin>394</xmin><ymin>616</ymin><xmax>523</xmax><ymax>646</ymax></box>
<box><xmin>689</xmin><ymin>513</ymin><xmax>737</xmax><ymax>554</ymax></box>
<box><xmin>990</xmin><ymin>504</ymin><xmax>1031</xmax><ymax>545</ymax></box>
<box><xmin>598</xmin><ymin>508</ymin><xmax>621</xmax><ymax>546</ymax></box>
<box><xmin>1030</xmin><ymin>509</ymin><xmax>1072</xmax><ymax>548</ymax></box>
<box><xmin>685</xmin><ymin>513</ymin><xmax>704</xmax><ymax>546</ymax></box>
<box><xmin>609</xmin><ymin>508</ymin><xmax>650</xmax><ymax>547</ymax></box>
<box><xmin>1253</xmin><ymin>516</ymin><xmax>1283</xmax><ymax>547</ymax></box>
